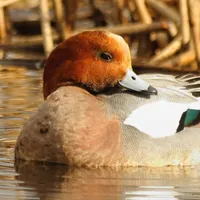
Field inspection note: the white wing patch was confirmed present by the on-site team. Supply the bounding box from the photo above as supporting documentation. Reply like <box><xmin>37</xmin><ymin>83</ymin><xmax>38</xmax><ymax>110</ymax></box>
<box><xmin>124</xmin><ymin>100</ymin><xmax>195</xmax><ymax>138</ymax></box>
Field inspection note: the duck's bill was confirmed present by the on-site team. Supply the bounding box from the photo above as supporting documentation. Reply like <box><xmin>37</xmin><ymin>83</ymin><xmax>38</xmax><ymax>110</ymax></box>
<box><xmin>119</xmin><ymin>69</ymin><xmax>157</xmax><ymax>95</ymax></box>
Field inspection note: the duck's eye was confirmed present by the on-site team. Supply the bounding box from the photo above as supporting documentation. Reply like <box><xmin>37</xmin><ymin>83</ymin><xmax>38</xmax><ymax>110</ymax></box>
<box><xmin>99</xmin><ymin>52</ymin><xmax>113</xmax><ymax>62</ymax></box>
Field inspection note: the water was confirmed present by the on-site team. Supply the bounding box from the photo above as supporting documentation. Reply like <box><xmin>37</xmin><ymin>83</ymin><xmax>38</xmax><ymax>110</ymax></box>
<box><xmin>1</xmin><ymin>66</ymin><xmax>200</xmax><ymax>200</ymax></box>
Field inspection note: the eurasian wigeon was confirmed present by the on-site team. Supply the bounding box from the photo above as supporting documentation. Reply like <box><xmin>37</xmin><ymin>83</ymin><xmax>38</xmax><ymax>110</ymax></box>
<box><xmin>15</xmin><ymin>31</ymin><xmax>200</xmax><ymax>167</ymax></box>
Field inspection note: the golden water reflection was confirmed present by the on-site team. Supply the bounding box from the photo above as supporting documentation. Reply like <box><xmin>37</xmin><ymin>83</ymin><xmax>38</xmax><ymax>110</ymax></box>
<box><xmin>15</xmin><ymin>161</ymin><xmax>200</xmax><ymax>200</ymax></box>
<box><xmin>0</xmin><ymin>66</ymin><xmax>200</xmax><ymax>200</ymax></box>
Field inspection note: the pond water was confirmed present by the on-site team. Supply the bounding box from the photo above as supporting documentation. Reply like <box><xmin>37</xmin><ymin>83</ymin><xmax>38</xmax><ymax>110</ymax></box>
<box><xmin>1</xmin><ymin>66</ymin><xmax>200</xmax><ymax>200</ymax></box>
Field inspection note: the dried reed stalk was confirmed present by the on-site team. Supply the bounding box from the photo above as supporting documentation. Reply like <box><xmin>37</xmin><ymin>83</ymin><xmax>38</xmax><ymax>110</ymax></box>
<box><xmin>160</xmin><ymin>50</ymin><xmax>196</xmax><ymax>71</ymax></box>
<box><xmin>188</xmin><ymin>0</ymin><xmax>200</xmax><ymax>66</ymax></box>
<box><xmin>0</xmin><ymin>8</ymin><xmax>6</xmax><ymax>40</ymax></box>
<box><xmin>73</xmin><ymin>21</ymin><xmax>168</xmax><ymax>36</ymax></box>
<box><xmin>63</xmin><ymin>0</ymin><xmax>78</xmax><ymax>31</ymax></box>
<box><xmin>0</xmin><ymin>0</ymin><xmax>20</xmax><ymax>8</ymax></box>
<box><xmin>53</xmin><ymin>0</ymin><xmax>67</xmax><ymax>40</ymax></box>
<box><xmin>179</xmin><ymin>0</ymin><xmax>190</xmax><ymax>45</ymax></box>
<box><xmin>39</xmin><ymin>0</ymin><xmax>54</xmax><ymax>56</ymax></box>
<box><xmin>146</xmin><ymin>0</ymin><xmax>180</xmax><ymax>24</ymax></box>
<box><xmin>149</xmin><ymin>35</ymin><xmax>182</xmax><ymax>64</ymax></box>
<box><xmin>134</xmin><ymin>0</ymin><xmax>152</xmax><ymax>23</ymax></box>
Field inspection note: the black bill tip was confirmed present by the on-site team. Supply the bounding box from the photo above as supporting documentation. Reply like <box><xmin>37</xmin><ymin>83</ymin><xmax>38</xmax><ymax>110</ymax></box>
<box><xmin>147</xmin><ymin>85</ymin><xmax>158</xmax><ymax>95</ymax></box>
<box><xmin>141</xmin><ymin>85</ymin><xmax>158</xmax><ymax>95</ymax></box>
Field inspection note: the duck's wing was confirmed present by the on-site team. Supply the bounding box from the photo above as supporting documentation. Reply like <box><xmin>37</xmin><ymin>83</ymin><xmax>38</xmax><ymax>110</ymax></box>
<box><xmin>119</xmin><ymin>73</ymin><xmax>200</xmax><ymax>138</ymax></box>
<box><xmin>124</xmin><ymin>100</ymin><xmax>200</xmax><ymax>138</ymax></box>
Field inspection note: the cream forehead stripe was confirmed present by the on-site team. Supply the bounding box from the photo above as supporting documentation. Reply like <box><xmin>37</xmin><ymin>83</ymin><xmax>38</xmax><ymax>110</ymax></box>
<box><xmin>107</xmin><ymin>32</ymin><xmax>130</xmax><ymax>53</ymax></box>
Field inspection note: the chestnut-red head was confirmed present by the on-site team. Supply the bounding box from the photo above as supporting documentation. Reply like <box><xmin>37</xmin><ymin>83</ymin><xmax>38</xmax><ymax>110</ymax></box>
<box><xmin>43</xmin><ymin>31</ymin><xmax>157</xmax><ymax>99</ymax></box>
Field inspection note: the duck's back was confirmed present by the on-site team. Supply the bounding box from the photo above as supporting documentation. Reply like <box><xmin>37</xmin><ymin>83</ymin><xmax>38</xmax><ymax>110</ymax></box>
<box><xmin>99</xmin><ymin>79</ymin><xmax>200</xmax><ymax>166</ymax></box>
<box><xmin>100</xmin><ymin>86</ymin><xmax>196</xmax><ymax>122</ymax></box>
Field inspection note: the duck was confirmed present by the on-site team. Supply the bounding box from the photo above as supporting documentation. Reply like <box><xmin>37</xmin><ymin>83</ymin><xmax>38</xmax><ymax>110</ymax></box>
<box><xmin>15</xmin><ymin>30</ymin><xmax>200</xmax><ymax>167</ymax></box>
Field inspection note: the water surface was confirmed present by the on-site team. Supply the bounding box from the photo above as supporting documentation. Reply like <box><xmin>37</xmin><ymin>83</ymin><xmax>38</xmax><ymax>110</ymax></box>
<box><xmin>1</xmin><ymin>66</ymin><xmax>200</xmax><ymax>200</ymax></box>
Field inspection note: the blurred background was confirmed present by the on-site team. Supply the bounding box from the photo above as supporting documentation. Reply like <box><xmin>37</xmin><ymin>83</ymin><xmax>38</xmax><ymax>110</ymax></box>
<box><xmin>0</xmin><ymin>2</ymin><xmax>200</xmax><ymax>199</ymax></box>
<box><xmin>0</xmin><ymin>0</ymin><xmax>200</xmax><ymax>72</ymax></box>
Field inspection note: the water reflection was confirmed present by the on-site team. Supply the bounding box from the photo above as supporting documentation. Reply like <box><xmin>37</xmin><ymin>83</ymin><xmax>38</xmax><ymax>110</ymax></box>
<box><xmin>1</xmin><ymin>66</ymin><xmax>200</xmax><ymax>199</ymax></box>
<box><xmin>0</xmin><ymin>67</ymin><xmax>42</xmax><ymax>147</ymax></box>
<box><xmin>0</xmin><ymin>66</ymin><xmax>42</xmax><ymax>199</ymax></box>
<box><xmin>15</xmin><ymin>160</ymin><xmax>200</xmax><ymax>200</ymax></box>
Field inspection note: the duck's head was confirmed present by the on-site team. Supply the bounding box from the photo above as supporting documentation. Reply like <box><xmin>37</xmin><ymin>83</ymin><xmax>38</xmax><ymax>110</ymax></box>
<box><xmin>43</xmin><ymin>31</ymin><xmax>157</xmax><ymax>99</ymax></box>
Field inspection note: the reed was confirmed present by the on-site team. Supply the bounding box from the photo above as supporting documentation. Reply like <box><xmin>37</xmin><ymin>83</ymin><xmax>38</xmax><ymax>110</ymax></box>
<box><xmin>0</xmin><ymin>0</ymin><xmax>200</xmax><ymax>71</ymax></box>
